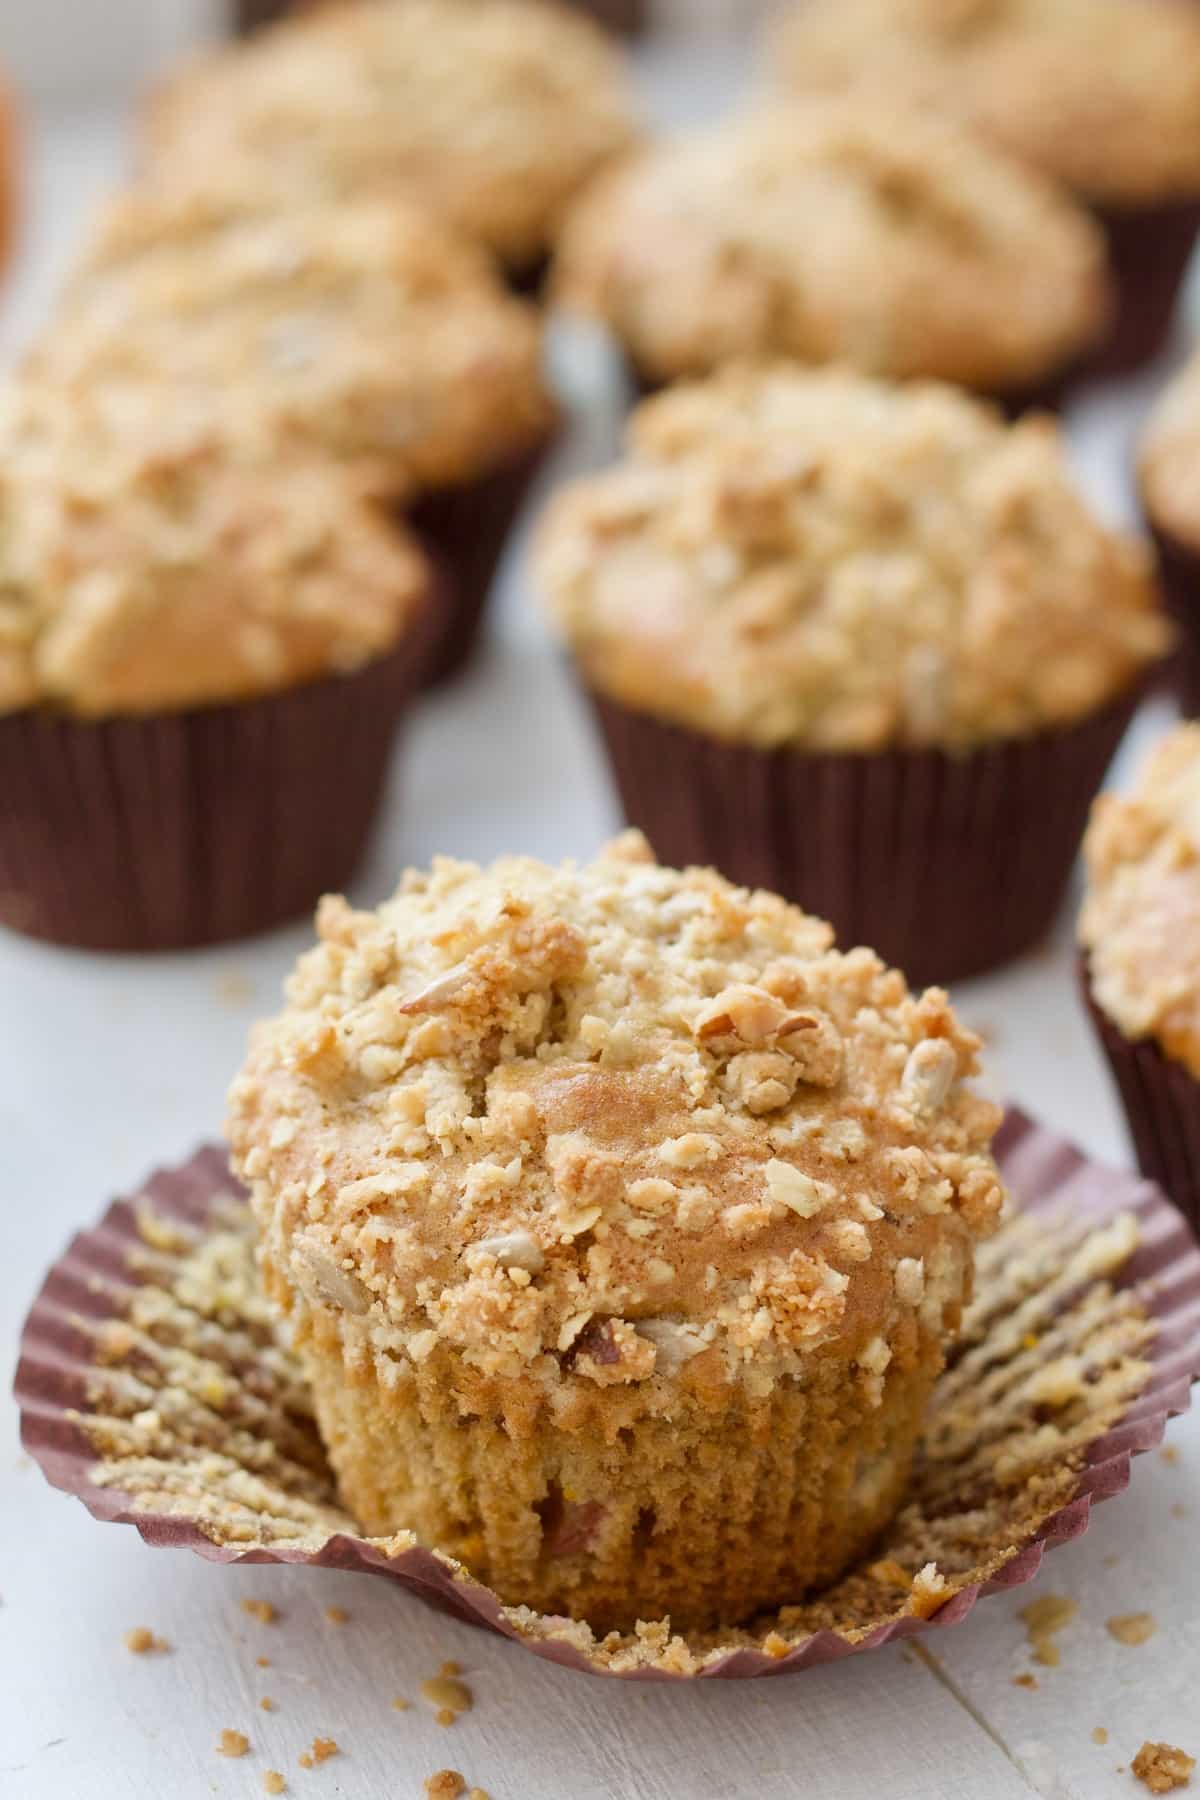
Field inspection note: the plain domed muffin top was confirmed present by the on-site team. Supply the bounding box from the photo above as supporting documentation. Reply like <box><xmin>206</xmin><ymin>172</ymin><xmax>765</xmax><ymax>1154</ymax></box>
<box><xmin>228</xmin><ymin>833</ymin><xmax>1004</xmax><ymax>1403</ymax></box>
<box><xmin>1139</xmin><ymin>351</ymin><xmax>1200</xmax><ymax>552</ymax></box>
<box><xmin>1080</xmin><ymin>725</ymin><xmax>1200</xmax><ymax>1077</ymax></box>
<box><xmin>35</xmin><ymin>196</ymin><xmax>555</xmax><ymax>491</ymax></box>
<box><xmin>771</xmin><ymin>0</ymin><xmax>1200</xmax><ymax>208</ymax></box>
<box><xmin>0</xmin><ymin>377</ymin><xmax>431</xmax><ymax>718</ymax></box>
<box><xmin>552</xmin><ymin>102</ymin><xmax>1109</xmax><ymax>392</ymax></box>
<box><xmin>535</xmin><ymin>364</ymin><xmax>1165</xmax><ymax>752</ymax></box>
<box><xmin>142</xmin><ymin>0</ymin><xmax>641</xmax><ymax>271</ymax></box>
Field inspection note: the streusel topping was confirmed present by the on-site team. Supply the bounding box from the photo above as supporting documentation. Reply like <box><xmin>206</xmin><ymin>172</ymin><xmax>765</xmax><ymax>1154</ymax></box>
<box><xmin>38</xmin><ymin>197</ymin><xmax>554</xmax><ymax>491</ymax></box>
<box><xmin>1139</xmin><ymin>350</ymin><xmax>1200</xmax><ymax>551</ymax></box>
<box><xmin>228</xmin><ymin>835</ymin><xmax>1004</xmax><ymax>1399</ymax></box>
<box><xmin>1080</xmin><ymin>725</ymin><xmax>1200</xmax><ymax>1077</ymax></box>
<box><xmin>771</xmin><ymin>0</ymin><xmax>1200</xmax><ymax>207</ymax></box>
<box><xmin>142</xmin><ymin>0</ymin><xmax>640</xmax><ymax>271</ymax></box>
<box><xmin>553</xmin><ymin>104</ymin><xmax>1108</xmax><ymax>392</ymax></box>
<box><xmin>0</xmin><ymin>378</ymin><xmax>430</xmax><ymax>717</ymax></box>
<box><xmin>535</xmin><ymin>365</ymin><xmax>1164</xmax><ymax>751</ymax></box>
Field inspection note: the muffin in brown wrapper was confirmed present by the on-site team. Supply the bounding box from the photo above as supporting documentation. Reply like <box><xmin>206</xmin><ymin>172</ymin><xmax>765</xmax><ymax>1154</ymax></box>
<box><xmin>14</xmin><ymin>1109</ymin><xmax>1199</xmax><ymax>1679</ymax></box>
<box><xmin>0</xmin><ymin>596</ymin><xmax>439</xmax><ymax>954</ymax></box>
<box><xmin>589</xmin><ymin>689</ymin><xmax>1139</xmax><ymax>988</ymax></box>
<box><xmin>1090</xmin><ymin>199</ymin><xmax>1200</xmax><ymax>380</ymax></box>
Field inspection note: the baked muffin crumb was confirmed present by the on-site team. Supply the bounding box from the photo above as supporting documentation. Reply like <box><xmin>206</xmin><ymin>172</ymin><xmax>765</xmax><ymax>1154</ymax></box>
<box><xmin>425</xmin><ymin>1774</ymin><xmax>465</xmax><ymax>1800</ymax></box>
<box><xmin>1132</xmin><ymin>1742</ymin><xmax>1196</xmax><ymax>1794</ymax></box>
<box><xmin>1019</xmin><ymin>1593</ymin><xmax>1077</xmax><ymax>1667</ymax></box>
<box><xmin>218</xmin><ymin>1729</ymin><xmax>250</xmax><ymax>1758</ymax></box>
<box><xmin>123</xmin><ymin>1627</ymin><xmax>168</xmax><ymax>1654</ymax></box>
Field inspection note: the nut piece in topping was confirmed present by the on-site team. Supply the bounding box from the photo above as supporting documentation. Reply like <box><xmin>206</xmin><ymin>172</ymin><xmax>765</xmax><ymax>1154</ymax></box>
<box><xmin>900</xmin><ymin>1039</ymin><xmax>958</xmax><ymax>1116</ymax></box>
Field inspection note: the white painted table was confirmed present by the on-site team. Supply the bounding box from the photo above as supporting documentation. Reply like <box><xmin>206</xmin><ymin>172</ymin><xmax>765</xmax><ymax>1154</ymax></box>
<box><xmin>1</xmin><ymin>51</ymin><xmax>1198</xmax><ymax>1800</ymax></box>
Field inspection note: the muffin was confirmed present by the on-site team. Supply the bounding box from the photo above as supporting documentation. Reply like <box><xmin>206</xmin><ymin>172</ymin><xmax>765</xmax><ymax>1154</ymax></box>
<box><xmin>1138</xmin><ymin>351</ymin><xmax>1200</xmax><ymax>713</ymax></box>
<box><xmin>236</xmin><ymin>0</ymin><xmax>647</xmax><ymax>35</ymax></box>
<box><xmin>552</xmin><ymin>102</ymin><xmax>1110</xmax><ymax>411</ymax></box>
<box><xmin>45</xmin><ymin>193</ymin><xmax>558</xmax><ymax>684</ymax></box>
<box><xmin>535</xmin><ymin>364</ymin><xmax>1167</xmax><ymax>985</ymax></box>
<box><xmin>0</xmin><ymin>377</ymin><xmax>435</xmax><ymax>952</ymax></box>
<box><xmin>144</xmin><ymin>0</ymin><xmax>641</xmax><ymax>290</ymax></box>
<box><xmin>227</xmin><ymin>832</ymin><xmax>1005</xmax><ymax>1633</ymax></box>
<box><xmin>1080</xmin><ymin>725</ymin><xmax>1200</xmax><ymax>1234</ymax></box>
<box><xmin>771</xmin><ymin>0</ymin><xmax>1200</xmax><ymax>376</ymax></box>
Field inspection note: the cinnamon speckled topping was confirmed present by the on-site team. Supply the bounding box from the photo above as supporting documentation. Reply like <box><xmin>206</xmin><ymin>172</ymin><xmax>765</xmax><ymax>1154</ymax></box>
<box><xmin>0</xmin><ymin>377</ymin><xmax>430</xmax><ymax>718</ymax></box>
<box><xmin>1081</xmin><ymin>724</ymin><xmax>1200</xmax><ymax>1078</ymax></box>
<box><xmin>535</xmin><ymin>364</ymin><xmax>1164</xmax><ymax>752</ymax></box>
<box><xmin>553</xmin><ymin>102</ymin><xmax>1109</xmax><ymax>392</ymax></box>
<box><xmin>142</xmin><ymin>0</ymin><xmax>641</xmax><ymax>272</ymax></box>
<box><xmin>771</xmin><ymin>0</ymin><xmax>1200</xmax><ymax>207</ymax></box>
<box><xmin>228</xmin><ymin>834</ymin><xmax>1004</xmax><ymax>1401</ymax></box>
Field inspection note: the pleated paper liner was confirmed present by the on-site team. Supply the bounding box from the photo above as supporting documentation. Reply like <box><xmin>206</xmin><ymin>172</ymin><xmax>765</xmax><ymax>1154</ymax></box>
<box><xmin>1082</xmin><ymin>956</ymin><xmax>1200</xmax><ymax>1239</ymax></box>
<box><xmin>16</xmin><ymin>1109</ymin><xmax>1200</xmax><ymax>1680</ymax></box>
<box><xmin>0</xmin><ymin>581</ymin><xmax>446</xmax><ymax>954</ymax></box>
<box><xmin>589</xmin><ymin>688</ymin><xmax>1138</xmax><ymax>988</ymax></box>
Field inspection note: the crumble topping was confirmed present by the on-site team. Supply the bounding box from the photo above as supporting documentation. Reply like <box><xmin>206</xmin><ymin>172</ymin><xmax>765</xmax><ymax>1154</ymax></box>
<box><xmin>554</xmin><ymin>102</ymin><xmax>1108</xmax><ymax>392</ymax></box>
<box><xmin>229</xmin><ymin>835</ymin><xmax>1004</xmax><ymax>1413</ymax></box>
<box><xmin>536</xmin><ymin>365</ymin><xmax>1163</xmax><ymax>751</ymax></box>
<box><xmin>1080</xmin><ymin>725</ymin><xmax>1200</xmax><ymax>1076</ymax></box>
<box><xmin>771</xmin><ymin>0</ymin><xmax>1200</xmax><ymax>206</ymax></box>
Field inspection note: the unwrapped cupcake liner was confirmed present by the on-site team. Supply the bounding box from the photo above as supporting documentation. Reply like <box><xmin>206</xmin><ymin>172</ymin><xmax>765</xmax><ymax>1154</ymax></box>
<box><xmin>409</xmin><ymin>436</ymin><xmax>555</xmax><ymax>686</ymax></box>
<box><xmin>589</xmin><ymin>688</ymin><xmax>1139</xmax><ymax>988</ymax></box>
<box><xmin>0</xmin><ymin>589</ymin><xmax>442</xmax><ymax>954</ymax></box>
<box><xmin>1088</xmin><ymin>198</ymin><xmax>1200</xmax><ymax>381</ymax></box>
<box><xmin>1083</xmin><ymin>957</ymin><xmax>1200</xmax><ymax>1238</ymax></box>
<box><xmin>15</xmin><ymin>1108</ymin><xmax>1200</xmax><ymax>1681</ymax></box>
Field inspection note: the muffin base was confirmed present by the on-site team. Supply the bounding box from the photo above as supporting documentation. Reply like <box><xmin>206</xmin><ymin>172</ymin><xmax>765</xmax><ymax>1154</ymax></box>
<box><xmin>409</xmin><ymin>435</ymin><xmax>554</xmax><ymax>687</ymax></box>
<box><xmin>1082</xmin><ymin>959</ymin><xmax>1200</xmax><ymax>1237</ymax></box>
<box><xmin>589</xmin><ymin>687</ymin><xmax>1139</xmax><ymax>987</ymax></box>
<box><xmin>0</xmin><ymin>598</ymin><xmax>439</xmax><ymax>953</ymax></box>
<box><xmin>1087</xmin><ymin>198</ymin><xmax>1200</xmax><ymax>380</ymax></box>
<box><xmin>1148</xmin><ymin>521</ymin><xmax>1200</xmax><ymax>715</ymax></box>
<box><xmin>302</xmin><ymin>1323</ymin><xmax>936</xmax><ymax>1637</ymax></box>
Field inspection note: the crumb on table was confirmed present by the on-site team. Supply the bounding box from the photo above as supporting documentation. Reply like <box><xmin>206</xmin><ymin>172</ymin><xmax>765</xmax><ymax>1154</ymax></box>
<box><xmin>1161</xmin><ymin>1445</ymin><xmax>1180</xmax><ymax>1467</ymax></box>
<box><xmin>299</xmin><ymin>1738</ymin><xmax>338</xmax><ymax>1768</ymax></box>
<box><xmin>260</xmin><ymin>1696</ymin><xmax>276</xmax><ymax>1712</ymax></box>
<box><xmin>392</xmin><ymin>1697</ymin><xmax>410</xmax><ymax>1712</ymax></box>
<box><xmin>1012</xmin><ymin>1672</ymin><xmax>1038</xmax><ymax>1691</ymax></box>
<box><xmin>439</xmin><ymin>1661</ymin><xmax>461</xmax><ymax>1677</ymax></box>
<box><xmin>241</xmin><ymin>1599</ymin><xmax>278</xmax><ymax>1626</ymax></box>
<box><xmin>256</xmin><ymin>1655</ymin><xmax>271</xmax><ymax>1668</ymax></box>
<box><xmin>421</xmin><ymin>1676</ymin><xmax>473</xmax><ymax>1720</ymax></box>
<box><xmin>325</xmin><ymin>1606</ymin><xmax>349</xmax><ymax>1626</ymax></box>
<box><xmin>264</xmin><ymin>1775</ymin><xmax>286</xmax><ymax>1797</ymax></box>
<box><xmin>1108</xmin><ymin>1613</ymin><xmax>1157</xmax><ymax>1647</ymax></box>
<box><xmin>1095</xmin><ymin>1727</ymin><xmax>1110</xmax><ymax>1745</ymax></box>
<box><xmin>1019</xmin><ymin>1593</ymin><xmax>1078</xmax><ymax>1667</ymax></box>
<box><xmin>123</xmin><ymin>1627</ymin><xmax>168</xmax><ymax>1655</ymax></box>
<box><xmin>1131</xmin><ymin>1741</ymin><xmax>1195</xmax><ymax>1793</ymax></box>
<box><xmin>425</xmin><ymin>1773</ymin><xmax>465</xmax><ymax>1800</ymax></box>
<box><xmin>218</xmin><ymin>1729</ymin><xmax>250</xmax><ymax>1758</ymax></box>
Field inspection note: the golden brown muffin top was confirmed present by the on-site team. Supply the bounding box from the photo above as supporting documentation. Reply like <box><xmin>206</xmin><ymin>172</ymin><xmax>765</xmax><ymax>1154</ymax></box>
<box><xmin>0</xmin><ymin>377</ymin><xmax>430</xmax><ymax>718</ymax></box>
<box><xmin>535</xmin><ymin>364</ymin><xmax>1165</xmax><ymax>752</ymax></box>
<box><xmin>1080</xmin><ymin>725</ymin><xmax>1200</xmax><ymax>1077</ymax></box>
<box><xmin>228</xmin><ymin>834</ymin><xmax>1004</xmax><ymax>1400</ymax></box>
<box><xmin>1139</xmin><ymin>350</ymin><xmax>1200</xmax><ymax>553</ymax></box>
<box><xmin>771</xmin><ymin>0</ymin><xmax>1200</xmax><ymax>207</ymax></box>
<box><xmin>553</xmin><ymin>103</ymin><xmax>1109</xmax><ymax>393</ymax></box>
<box><xmin>143</xmin><ymin>0</ymin><xmax>641</xmax><ymax>272</ymax></box>
<box><xmin>38</xmin><ymin>196</ymin><xmax>555</xmax><ymax>492</ymax></box>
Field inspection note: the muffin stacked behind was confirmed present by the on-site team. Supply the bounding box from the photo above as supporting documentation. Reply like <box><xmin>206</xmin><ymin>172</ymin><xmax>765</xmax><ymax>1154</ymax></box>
<box><xmin>536</xmin><ymin>363</ymin><xmax>1167</xmax><ymax>983</ymax></box>
<box><xmin>228</xmin><ymin>833</ymin><xmax>1004</xmax><ymax>1633</ymax></box>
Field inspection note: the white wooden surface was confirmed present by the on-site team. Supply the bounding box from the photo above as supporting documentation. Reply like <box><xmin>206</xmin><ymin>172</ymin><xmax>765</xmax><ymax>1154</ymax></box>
<box><xmin>1</xmin><ymin>46</ymin><xmax>1198</xmax><ymax>1800</ymax></box>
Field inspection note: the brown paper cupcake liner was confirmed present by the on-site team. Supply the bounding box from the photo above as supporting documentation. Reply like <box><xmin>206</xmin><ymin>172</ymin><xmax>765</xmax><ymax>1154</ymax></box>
<box><xmin>588</xmin><ymin>687</ymin><xmax>1139</xmax><ymax>988</ymax></box>
<box><xmin>15</xmin><ymin>1109</ymin><xmax>1200</xmax><ymax>1681</ymax></box>
<box><xmin>0</xmin><ymin>588</ymin><xmax>442</xmax><ymax>954</ymax></box>
<box><xmin>1148</xmin><ymin>521</ymin><xmax>1200</xmax><ymax>715</ymax></box>
<box><xmin>236</xmin><ymin>0</ymin><xmax>646</xmax><ymax>33</ymax></box>
<box><xmin>1083</xmin><ymin>956</ymin><xmax>1200</xmax><ymax>1238</ymax></box>
<box><xmin>1087</xmin><ymin>199</ymin><xmax>1200</xmax><ymax>381</ymax></box>
<box><xmin>408</xmin><ymin>435</ymin><xmax>555</xmax><ymax>686</ymax></box>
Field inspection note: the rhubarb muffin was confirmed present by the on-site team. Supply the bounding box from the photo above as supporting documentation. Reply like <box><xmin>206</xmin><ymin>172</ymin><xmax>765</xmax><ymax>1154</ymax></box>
<box><xmin>0</xmin><ymin>375</ymin><xmax>435</xmax><ymax>951</ymax></box>
<box><xmin>228</xmin><ymin>833</ymin><xmax>1005</xmax><ymax>1633</ymax></box>
<box><xmin>553</xmin><ymin>101</ymin><xmax>1109</xmax><ymax>408</ymax></box>
<box><xmin>142</xmin><ymin>0</ymin><xmax>641</xmax><ymax>289</ymax></box>
<box><xmin>535</xmin><ymin>363</ymin><xmax>1166</xmax><ymax>983</ymax></box>
<box><xmin>771</xmin><ymin>0</ymin><xmax>1200</xmax><ymax>374</ymax></box>
<box><xmin>1139</xmin><ymin>351</ymin><xmax>1200</xmax><ymax>712</ymax></box>
<box><xmin>39</xmin><ymin>193</ymin><xmax>556</xmax><ymax>683</ymax></box>
<box><xmin>1080</xmin><ymin>724</ymin><xmax>1200</xmax><ymax>1232</ymax></box>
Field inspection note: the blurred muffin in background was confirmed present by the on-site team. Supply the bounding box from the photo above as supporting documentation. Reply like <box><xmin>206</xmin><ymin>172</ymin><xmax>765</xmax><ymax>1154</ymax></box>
<box><xmin>1139</xmin><ymin>352</ymin><xmax>1200</xmax><ymax>713</ymax></box>
<box><xmin>144</xmin><ymin>0</ymin><xmax>642</xmax><ymax>291</ymax></box>
<box><xmin>535</xmin><ymin>363</ymin><xmax>1166</xmax><ymax>985</ymax></box>
<box><xmin>0</xmin><ymin>376</ymin><xmax>437</xmax><ymax>951</ymax></box>
<box><xmin>553</xmin><ymin>103</ymin><xmax>1109</xmax><ymax>411</ymax></box>
<box><xmin>771</xmin><ymin>0</ymin><xmax>1200</xmax><ymax>376</ymax></box>
<box><xmin>46</xmin><ymin>193</ymin><xmax>558</xmax><ymax>682</ymax></box>
<box><xmin>1080</xmin><ymin>724</ymin><xmax>1200</xmax><ymax>1233</ymax></box>
<box><xmin>235</xmin><ymin>0</ymin><xmax>647</xmax><ymax>38</ymax></box>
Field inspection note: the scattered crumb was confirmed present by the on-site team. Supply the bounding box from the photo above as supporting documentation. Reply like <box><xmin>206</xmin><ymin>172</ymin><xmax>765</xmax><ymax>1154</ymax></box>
<box><xmin>1131</xmin><ymin>1741</ymin><xmax>1195</xmax><ymax>1793</ymax></box>
<box><xmin>260</xmin><ymin>1697</ymin><xmax>277</xmax><ymax>1713</ymax></box>
<box><xmin>298</xmin><ymin>1755</ymin><xmax>312</xmax><ymax>1771</ymax></box>
<box><xmin>264</xmin><ymin>1776</ymin><xmax>286</xmax><ymax>1797</ymax></box>
<box><xmin>1161</xmin><ymin>1445</ymin><xmax>1180</xmax><ymax>1467</ymax></box>
<box><xmin>1095</xmin><ymin>1728</ymin><xmax>1110</xmax><ymax>1746</ymax></box>
<box><xmin>123</xmin><ymin>1627</ymin><xmax>168</xmax><ymax>1655</ymax></box>
<box><xmin>218</xmin><ymin>1729</ymin><xmax>250</xmax><ymax>1759</ymax></box>
<box><xmin>1104</xmin><ymin>1554</ymin><xmax>1121</xmax><ymax>1569</ymax></box>
<box><xmin>307</xmin><ymin>1738</ymin><xmax>338</xmax><ymax>1765</ymax></box>
<box><xmin>256</xmin><ymin>1655</ymin><xmax>271</xmax><ymax>1669</ymax></box>
<box><xmin>1019</xmin><ymin>1593</ymin><xmax>1077</xmax><ymax>1667</ymax></box>
<box><xmin>325</xmin><ymin>1606</ymin><xmax>349</xmax><ymax>1626</ymax></box>
<box><xmin>241</xmin><ymin>1599</ymin><xmax>278</xmax><ymax>1626</ymax></box>
<box><xmin>467</xmin><ymin>1791</ymin><xmax>490</xmax><ymax>1800</ymax></box>
<box><xmin>216</xmin><ymin>970</ymin><xmax>255</xmax><ymax>1007</ymax></box>
<box><xmin>421</xmin><ymin>1676</ymin><xmax>473</xmax><ymax>1719</ymax></box>
<box><xmin>439</xmin><ymin>1661</ymin><xmax>461</xmax><ymax>1678</ymax></box>
<box><xmin>437</xmin><ymin>1709</ymin><xmax>457</xmax><ymax>1729</ymax></box>
<box><xmin>1108</xmin><ymin>1612</ymin><xmax>1158</xmax><ymax>1647</ymax></box>
<box><xmin>1012</xmin><ymin>1672</ymin><xmax>1038</xmax><ymax>1690</ymax></box>
<box><xmin>392</xmin><ymin>1697</ymin><xmax>410</xmax><ymax>1713</ymax></box>
<box><xmin>1172</xmin><ymin>1503</ymin><xmax>1189</xmax><ymax>1520</ymax></box>
<box><xmin>425</xmin><ymin>1775</ymin><xmax>465</xmax><ymax>1800</ymax></box>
